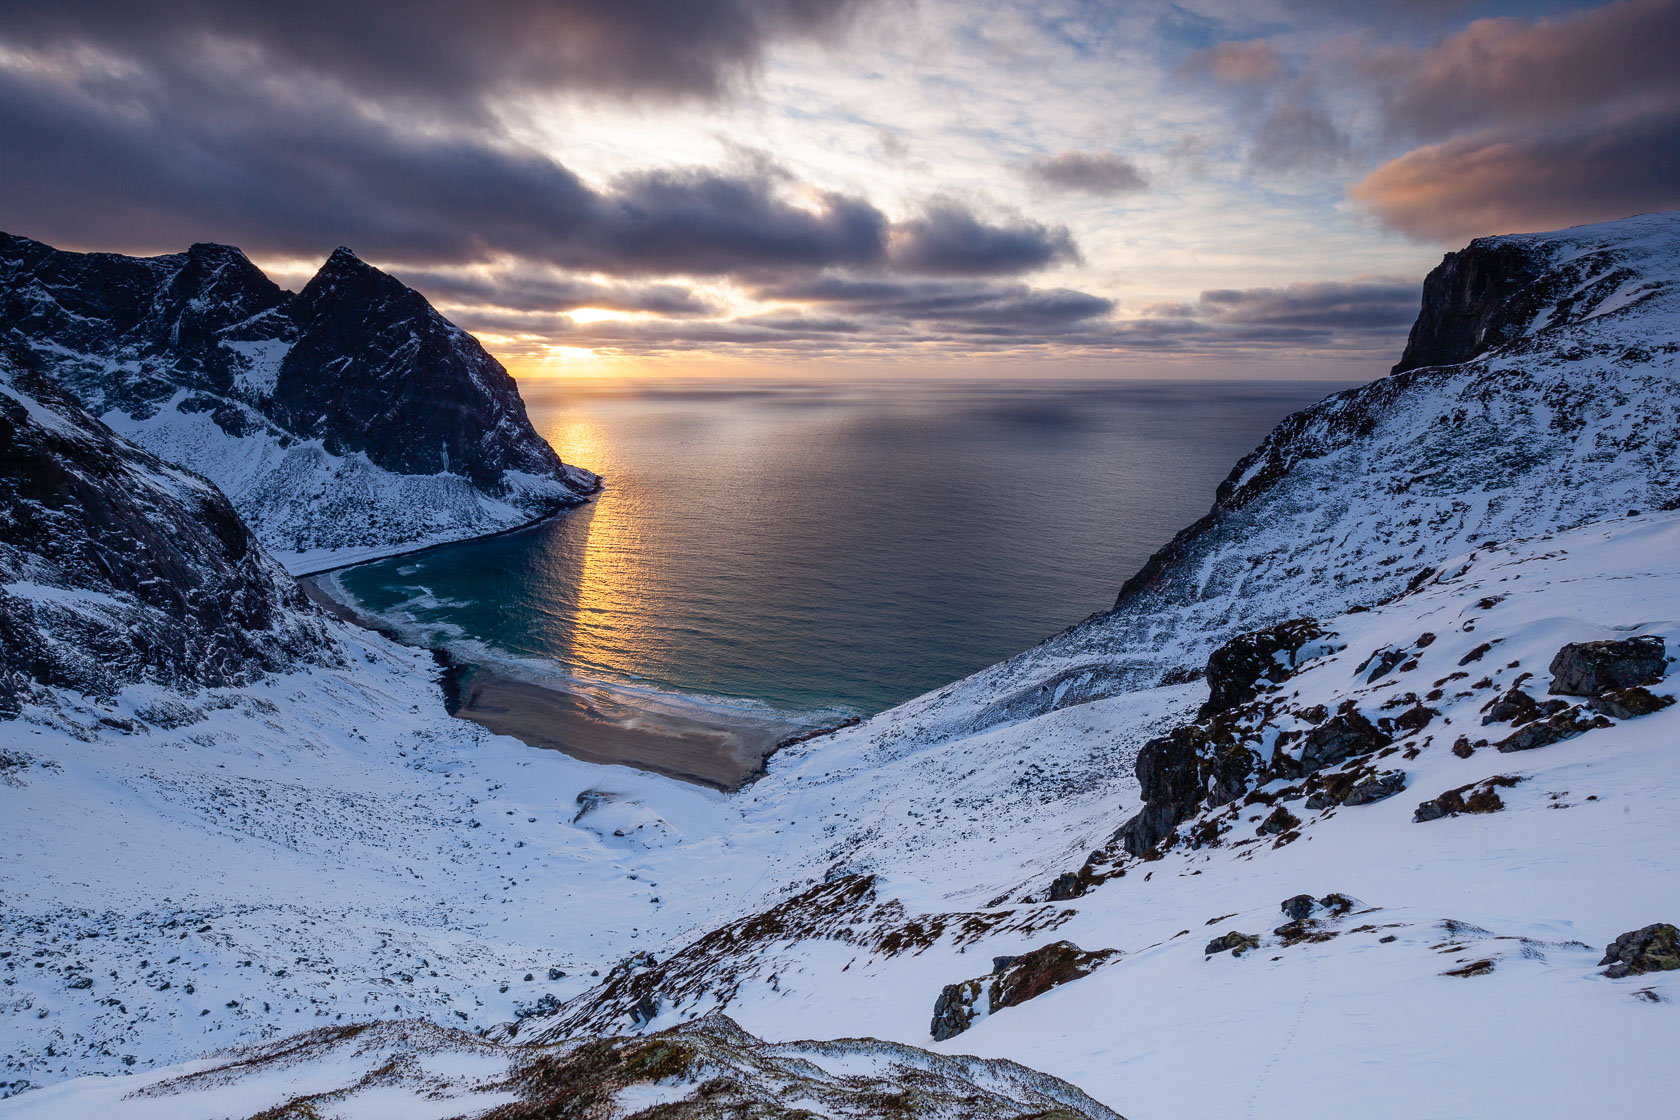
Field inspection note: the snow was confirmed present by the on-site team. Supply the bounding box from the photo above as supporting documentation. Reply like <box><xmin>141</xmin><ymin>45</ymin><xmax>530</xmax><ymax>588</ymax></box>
<box><xmin>5</xmin><ymin>212</ymin><xmax>1680</xmax><ymax>1118</ymax></box>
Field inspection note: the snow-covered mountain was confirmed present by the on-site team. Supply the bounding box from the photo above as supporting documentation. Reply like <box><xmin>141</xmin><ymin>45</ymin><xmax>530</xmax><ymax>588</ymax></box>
<box><xmin>3</xmin><ymin>212</ymin><xmax>1679</xmax><ymax>1119</ymax></box>
<box><xmin>0</xmin><ymin>342</ymin><xmax>333</xmax><ymax>716</ymax></box>
<box><xmin>0</xmin><ymin>234</ymin><xmax>598</xmax><ymax>572</ymax></box>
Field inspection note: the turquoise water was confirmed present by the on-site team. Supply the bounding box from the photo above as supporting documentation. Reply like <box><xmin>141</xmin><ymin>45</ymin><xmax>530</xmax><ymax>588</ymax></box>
<box><xmin>334</xmin><ymin>379</ymin><xmax>1349</xmax><ymax>719</ymax></box>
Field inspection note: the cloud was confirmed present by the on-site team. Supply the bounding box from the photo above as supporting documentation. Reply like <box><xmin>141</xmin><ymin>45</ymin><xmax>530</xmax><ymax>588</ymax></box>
<box><xmin>1341</xmin><ymin>0</ymin><xmax>1680</xmax><ymax>143</ymax></box>
<box><xmin>392</xmin><ymin>266</ymin><xmax>718</xmax><ymax>317</ymax></box>
<box><xmin>887</xmin><ymin>202</ymin><xmax>1079</xmax><ymax>275</ymax></box>
<box><xmin>1250</xmin><ymin>102</ymin><xmax>1351</xmax><ymax>171</ymax></box>
<box><xmin>757</xmin><ymin>274</ymin><xmax>1116</xmax><ymax>329</ymax></box>
<box><xmin>1349</xmin><ymin>102</ymin><xmax>1680</xmax><ymax>242</ymax></box>
<box><xmin>0</xmin><ymin>57</ymin><xmax>1077</xmax><ymax>280</ymax></box>
<box><xmin>1023</xmin><ymin>151</ymin><xmax>1150</xmax><ymax>195</ymax></box>
<box><xmin>1115</xmin><ymin>278</ymin><xmax>1421</xmax><ymax>352</ymax></box>
<box><xmin>0</xmin><ymin>0</ymin><xmax>879</xmax><ymax>108</ymax></box>
<box><xmin>1175</xmin><ymin>39</ymin><xmax>1288</xmax><ymax>87</ymax></box>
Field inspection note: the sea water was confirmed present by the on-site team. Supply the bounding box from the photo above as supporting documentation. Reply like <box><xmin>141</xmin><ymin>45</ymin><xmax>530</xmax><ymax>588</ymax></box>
<box><xmin>334</xmin><ymin>378</ymin><xmax>1350</xmax><ymax>721</ymax></box>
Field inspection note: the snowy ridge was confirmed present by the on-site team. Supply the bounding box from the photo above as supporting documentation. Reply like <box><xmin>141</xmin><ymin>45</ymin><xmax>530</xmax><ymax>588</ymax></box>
<box><xmin>0</xmin><ymin>234</ymin><xmax>598</xmax><ymax>573</ymax></box>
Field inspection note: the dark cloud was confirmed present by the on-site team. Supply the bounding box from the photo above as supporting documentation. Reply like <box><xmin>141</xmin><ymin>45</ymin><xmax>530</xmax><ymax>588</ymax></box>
<box><xmin>1350</xmin><ymin>102</ymin><xmax>1680</xmax><ymax>242</ymax></box>
<box><xmin>758</xmin><ymin>274</ymin><xmax>1115</xmax><ymax>329</ymax></box>
<box><xmin>1023</xmin><ymin>151</ymin><xmax>1150</xmax><ymax>195</ymax></box>
<box><xmin>1115</xmin><ymin>278</ymin><xmax>1420</xmax><ymax>352</ymax></box>
<box><xmin>1338</xmin><ymin>0</ymin><xmax>1680</xmax><ymax>143</ymax></box>
<box><xmin>0</xmin><ymin>0</ymin><xmax>877</xmax><ymax>107</ymax></box>
<box><xmin>0</xmin><ymin>59</ymin><xmax>1074</xmax><ymax>280</ymax></box>
<box><xmin>887</xmin><ymin>202</ymin><xmax>1079</xmax><ymax>275</ymax></box>
<box><xmin>392</xmin><ymin>268</ymin><xmax>717</xmax><ymax>317</ymax></box>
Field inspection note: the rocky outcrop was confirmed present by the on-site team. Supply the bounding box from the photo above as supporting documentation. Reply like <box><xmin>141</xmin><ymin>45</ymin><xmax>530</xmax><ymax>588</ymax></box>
<box><xmin>1600</xmin><ymin>924</ymin><xmax>1680</xmax><ymax>979</ymax></box>
<box><xmin>1204</xmin><ymin>931</ymin><xmax>1259</xmax><ymax>957</ymax></box>
<box><xmin>0</xmin><ymin>232</ymin><xmax>597</xmax><ymax>564</ymax></box>
<box><xmin>1494</xmin><ymin>707</ymin><xmax>1610</xmax><ymax>753</ymax></box>
<box><xmin>1414</xmin><ymin>775</ymin><xmax>1522</xmax><ymax>822</ymax></box>
<box><xmin>0</xmin><ymin>344</ymin><xmax>332</xmax><ymax>715</ymax></box>
<box><xmin>1200</xmin><ymin>617</ymin><xmax>1325</xmax><ymax>717</ymax></box>
<box><xmin>930</xmin><ymin>941</ymin><xmax>1119</xmax><ymax>1041</ymax></box>
<box><xmin>1548</xmin><ymin>637</ymin><xmax>1667</xmax><ymax>696</ymax></box>
<box><xmin>1299</xmin><ymin>710</ymin><xmax>1391</xmax><ymax>773</ymax></box>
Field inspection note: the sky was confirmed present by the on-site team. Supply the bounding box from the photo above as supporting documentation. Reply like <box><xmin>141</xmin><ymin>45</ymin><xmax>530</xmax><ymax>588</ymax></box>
<box><xmin>1</xmin><ymin>0</ymin><xmax>1676</xmax><ymax>380</ymax></box>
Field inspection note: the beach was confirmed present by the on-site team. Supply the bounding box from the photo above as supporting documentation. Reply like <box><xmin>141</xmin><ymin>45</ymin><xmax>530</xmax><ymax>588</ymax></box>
<box><xmin>298</xmin><ymin>573</ymin><xmax>803</xmax><ymax>791</ymax></box>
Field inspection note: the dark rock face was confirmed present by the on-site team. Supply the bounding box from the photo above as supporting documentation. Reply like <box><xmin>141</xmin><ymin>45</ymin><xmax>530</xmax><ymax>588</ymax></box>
<box><xmin>1589</xmin><ymin>686</ymin><xmax>1675</xmax><ymax>720</ymax></box>
<box><xmin>1299</xmin><ymin>711</ymin><xmax>1391</xmax><ymax>773</ymax></box>
<box><xmin>0</xmin><ymin>344</ymin><xmax>331</xmax><ymax>715</ymax></box>
<box><xmin>930</xmin><ymin>941</ymin><xmax>1118</xmax><ymax>1041</ymax></box>
<box><xmin>1200</xmin><ymin>617</ymin><xmax>1324</xmax><ymax>717</ymax></box>
<box><xmin>1547</xmin><ymin>637</ymin><xmax>1667</xmax><ymax>696</ymax></box>
<box><xmin>0</xmin><ymin>232</ymin><xmax>596</xmax><ymax>531</ymax></box>
<box><xmin>1391</xmin><ymin>240</ymin><xmax>1548</xmax><ymax>373</ymax></box>
<box><xmin>1046</xmin><ymin>871</ymin><xmax>1087</xmax><ymax>901</ymax></box>
<box><xmin>1600</xmin><ymin>923</ymin><xmax>1680</xmax><ymax>979</ymax></box>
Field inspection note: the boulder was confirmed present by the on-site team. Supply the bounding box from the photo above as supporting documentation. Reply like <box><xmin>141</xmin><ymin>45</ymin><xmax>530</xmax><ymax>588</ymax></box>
<box><xmin>1281</xmin><ymin>894</ymin><xmax>1316</xmax><ymax>922</ymax></box>
<box><xmin>1299</xmin><ymin>711</ymin><xmax>1391</xmax><ymax>773</ymax></box>
<box><xmin>1588</xmin><ymin>686</ymin><xmax>1675</xmax><ymax>720</ymax></box>
<box><xmin>1046</xmin><ymin>871</ymin><xmax>1087</xmax><ymax>901</ymax></box>
<box><xmin>1258</xmin><ymin>805</ymin><xmax>1301</xmax><ymax>836</ymax></box>
<box><xmin>1600</xmin><ymin>923</ymin><xmax>1680</xmax><ymax>979</ymax></box>
<box><xmin>1548</xmin><ymin>636</ymin><xmax>1666</xmax><ymax>696</ymax></box>
<box><xmin>1342</xmin><ymin>770</ymin><xmax>1408</xmax><ymax>806</ymax></box>
<box><xmin>1205</xmin><ymin>931</ymin><xmax>1260</xmax><ymax>957</ymax></box>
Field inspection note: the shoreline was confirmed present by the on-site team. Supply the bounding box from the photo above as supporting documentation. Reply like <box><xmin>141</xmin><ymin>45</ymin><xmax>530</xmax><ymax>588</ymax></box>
<box><xmin>297</xmin><ymin>561</ymin><xmax>849</xmax><ymax>793</ymax></box>
<box><xmin>289</xmin><ymin>483</ymin><xmax>602</xmax><ymax>579</ymax></box>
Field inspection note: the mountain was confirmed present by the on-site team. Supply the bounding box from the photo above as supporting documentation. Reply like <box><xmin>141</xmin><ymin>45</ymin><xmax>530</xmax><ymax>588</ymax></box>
<box><xmin>878</xmin><ymin>210</ymin><xmax>1680</xmax><ymax>747</ymax></box>
<box><xmin>0</xmin><ymin>233</ymin><xmax>598</xmax><ymax>572</ymax></box>
<box><xmin>4</xmin><ymin>212</ymin><xmax>1680</xmax><ymax>1118</ymax></box>
<box><xmin>0</xmin><ymin>342</ymin><xmax>332</xmax><ymax>718</ymax></box>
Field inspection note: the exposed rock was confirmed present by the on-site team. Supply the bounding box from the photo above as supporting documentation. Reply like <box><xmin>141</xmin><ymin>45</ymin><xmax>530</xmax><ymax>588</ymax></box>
<box><xmin>1199</xmin><ymin>617</ymin><xmax>1325</xmax><ymax>717</ymax></box>
<box><xmin>1258</xmin><ymin>805</ymin><xmax>1301</xmax><ymax>835</ymax></box>
<box><xmin>1342</xmin><ymin>770</ymin><xmax>1408</xmax><ymax>806</ymax></box>
<box><xmin>1115</xmin><ymin>725</ymin><xmax>1257</xmax><ymax>856</ymax></box>
<box><xmin>1414</xmin><ymin>775</ymin><xmax>1523</xmax><ymax>821</ymax></box>
<box><xmin>1548</xmin><ymin>636</ymin><xmax>1667</xmax><ymax>696</ymax></box>
<box><xmin>1588</xmin><ymin>686</ymin><xmax>1676</xmax><ymax>720</ymax></box>
<box><xmin>1391</xmin><ymin>238</ymin><xmax>1549</xmax><ymax>373</ymax></box>
<box><xmin>930</xmin><ymin>941</ymin><xmax>1119</xmax><ymax>1041</ymax></box>
<box><xmin>1047</xmin><ymin>871</ymin><xmax>1087</xmax><ymax>901</ymax></box>
<box><xmin>1299</xmin><ymin>711</ymin><xmax>1391</xmax><ymax>773</ymax></box>
<box><xmin>1600</xmin><ymin>923</ymin><xmax>1680</xmax><ymax>979</ymax></box>
<box><xmin>1204</xmin><ymin>931</ymin><xmax>1260</xmax><ymax>957</ymax></box>
<box><xmin>1495</xmin><ymin>706</ymin><xmax>1611</xmax><ymax>752</ymax></box>
<box><xmin>1281</xmin><ymin>894</ymin><xmax>1316</xmax><ymax>922</ymax></box>
<box><xmin>1481</xmin><ymin>686</ymin><xmax>1540</xmax><ymax>725</ymax></box>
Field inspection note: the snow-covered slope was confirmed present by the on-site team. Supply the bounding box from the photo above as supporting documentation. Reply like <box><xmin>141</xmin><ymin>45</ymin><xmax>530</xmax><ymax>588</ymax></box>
<box><xmin>6</xmin><ymin>213</ymin><xmax>1680</xmax><ymax>1119</ymax></box>
<box><xmin>883</xmin><ymin>211</ymin><xmax>1680</xmax><ymax>747</ymax></box>
<box><xmin>0</xmin><ymin>234</ymin><xmax>597</xmax><ymax>573</ymax></box>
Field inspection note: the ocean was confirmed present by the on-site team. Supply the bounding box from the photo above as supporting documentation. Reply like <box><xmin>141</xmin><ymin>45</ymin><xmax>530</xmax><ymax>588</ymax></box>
<box><xmin>332</xmin><ymin>378</ymin><xmax>1351</xmax><ymax>723</ymax></box>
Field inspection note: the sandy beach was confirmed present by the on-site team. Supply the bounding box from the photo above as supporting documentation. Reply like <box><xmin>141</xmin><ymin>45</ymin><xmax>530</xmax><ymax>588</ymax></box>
<box><xmin>298</xmin><ymin>573</ymin><xmax>803</xmax><ymax>791</ymax></box>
